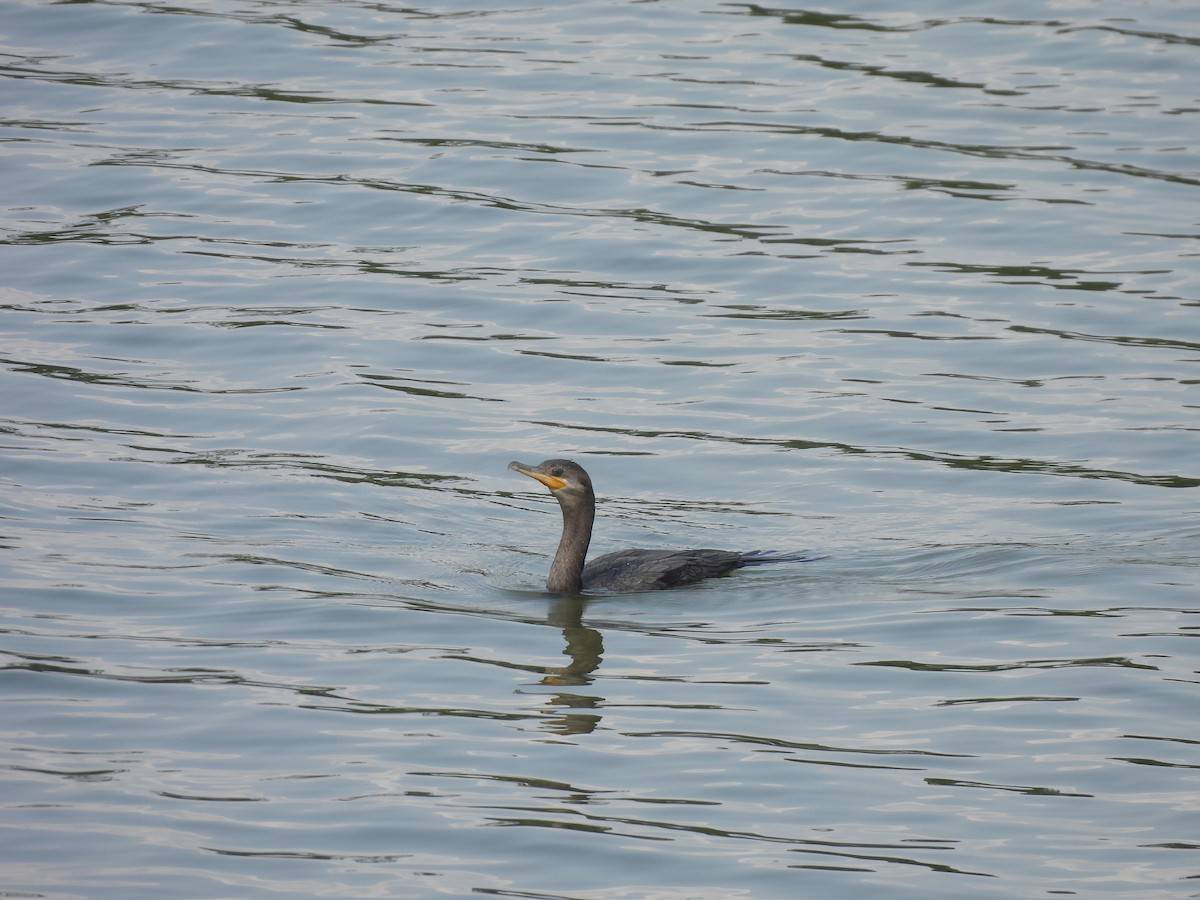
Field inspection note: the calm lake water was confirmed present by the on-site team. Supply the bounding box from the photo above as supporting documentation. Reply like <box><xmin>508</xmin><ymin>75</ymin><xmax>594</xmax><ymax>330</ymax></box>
<box><xmin>2</xmin><ymin>0</ymin><xmax>1198</xmax><ymax>897</ymax></box>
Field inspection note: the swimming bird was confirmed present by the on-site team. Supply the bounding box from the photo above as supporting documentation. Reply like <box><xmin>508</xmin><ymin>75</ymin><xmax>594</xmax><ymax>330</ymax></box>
<box><xmin>508</xmin><ymin>458</ymin><xmax>812</xmax><ymax>594</ymax></box>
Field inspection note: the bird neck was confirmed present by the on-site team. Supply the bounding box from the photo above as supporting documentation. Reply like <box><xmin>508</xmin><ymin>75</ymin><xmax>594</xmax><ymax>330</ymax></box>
<box><xmin>547</xmin><ymin>497</ymin><xmax>594</xmax><ymax>595</ymax></box>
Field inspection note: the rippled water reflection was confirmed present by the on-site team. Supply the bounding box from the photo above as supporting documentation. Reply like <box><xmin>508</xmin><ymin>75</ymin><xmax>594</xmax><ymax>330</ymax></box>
<box><xmin>2</xmin><ymin>0</ymin><xmax>1198</xmax><ymax>897</ymax></box>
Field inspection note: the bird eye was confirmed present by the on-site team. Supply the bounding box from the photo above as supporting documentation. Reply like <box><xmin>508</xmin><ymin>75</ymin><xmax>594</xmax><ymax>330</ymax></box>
<box><xmin>551</xmin><ymin>467</ymin><xmax>564</xmax><ymax>477</ymax></box>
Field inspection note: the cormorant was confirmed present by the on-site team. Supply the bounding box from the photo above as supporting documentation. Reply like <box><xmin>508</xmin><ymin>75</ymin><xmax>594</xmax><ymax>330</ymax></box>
<box><xmin>508</xmin><ymin>458</ymin><xmax>812</xmax><ymax>594</ymax></box>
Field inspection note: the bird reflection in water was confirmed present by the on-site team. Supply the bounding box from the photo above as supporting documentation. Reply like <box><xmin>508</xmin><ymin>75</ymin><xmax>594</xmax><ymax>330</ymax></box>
<box><xmin>536</xmin><ymin>596</ymin><xmax>603</xmax><ymax>736</ymax></box>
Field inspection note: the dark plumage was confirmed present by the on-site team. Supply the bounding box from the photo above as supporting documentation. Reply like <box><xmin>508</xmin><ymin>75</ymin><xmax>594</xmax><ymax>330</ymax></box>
<box><xmin>508</xmin><ymin>458</ymin><xmax>813</xmax><ymax>595</ymax></box>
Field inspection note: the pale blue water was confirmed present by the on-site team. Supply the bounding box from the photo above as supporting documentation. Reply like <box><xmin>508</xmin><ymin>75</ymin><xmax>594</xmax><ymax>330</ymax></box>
<box><xmin>2</xmin><ymin>1</ymin><xmax>1198</xmax><ymax>897</ymax></box>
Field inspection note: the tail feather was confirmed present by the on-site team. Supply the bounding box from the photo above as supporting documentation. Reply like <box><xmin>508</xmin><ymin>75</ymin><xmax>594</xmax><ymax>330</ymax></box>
<box><xmin>738</xmin><ymin>550</ymin><xmax>825</xmax><ymax>566</ymax></box>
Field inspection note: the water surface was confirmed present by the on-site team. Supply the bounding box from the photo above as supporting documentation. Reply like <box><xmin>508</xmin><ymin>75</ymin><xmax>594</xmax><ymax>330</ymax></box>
<box><xmin>2</xmin><ymin>1</ymin><xmax>1198</xmax><ymax>897</ymax></box>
